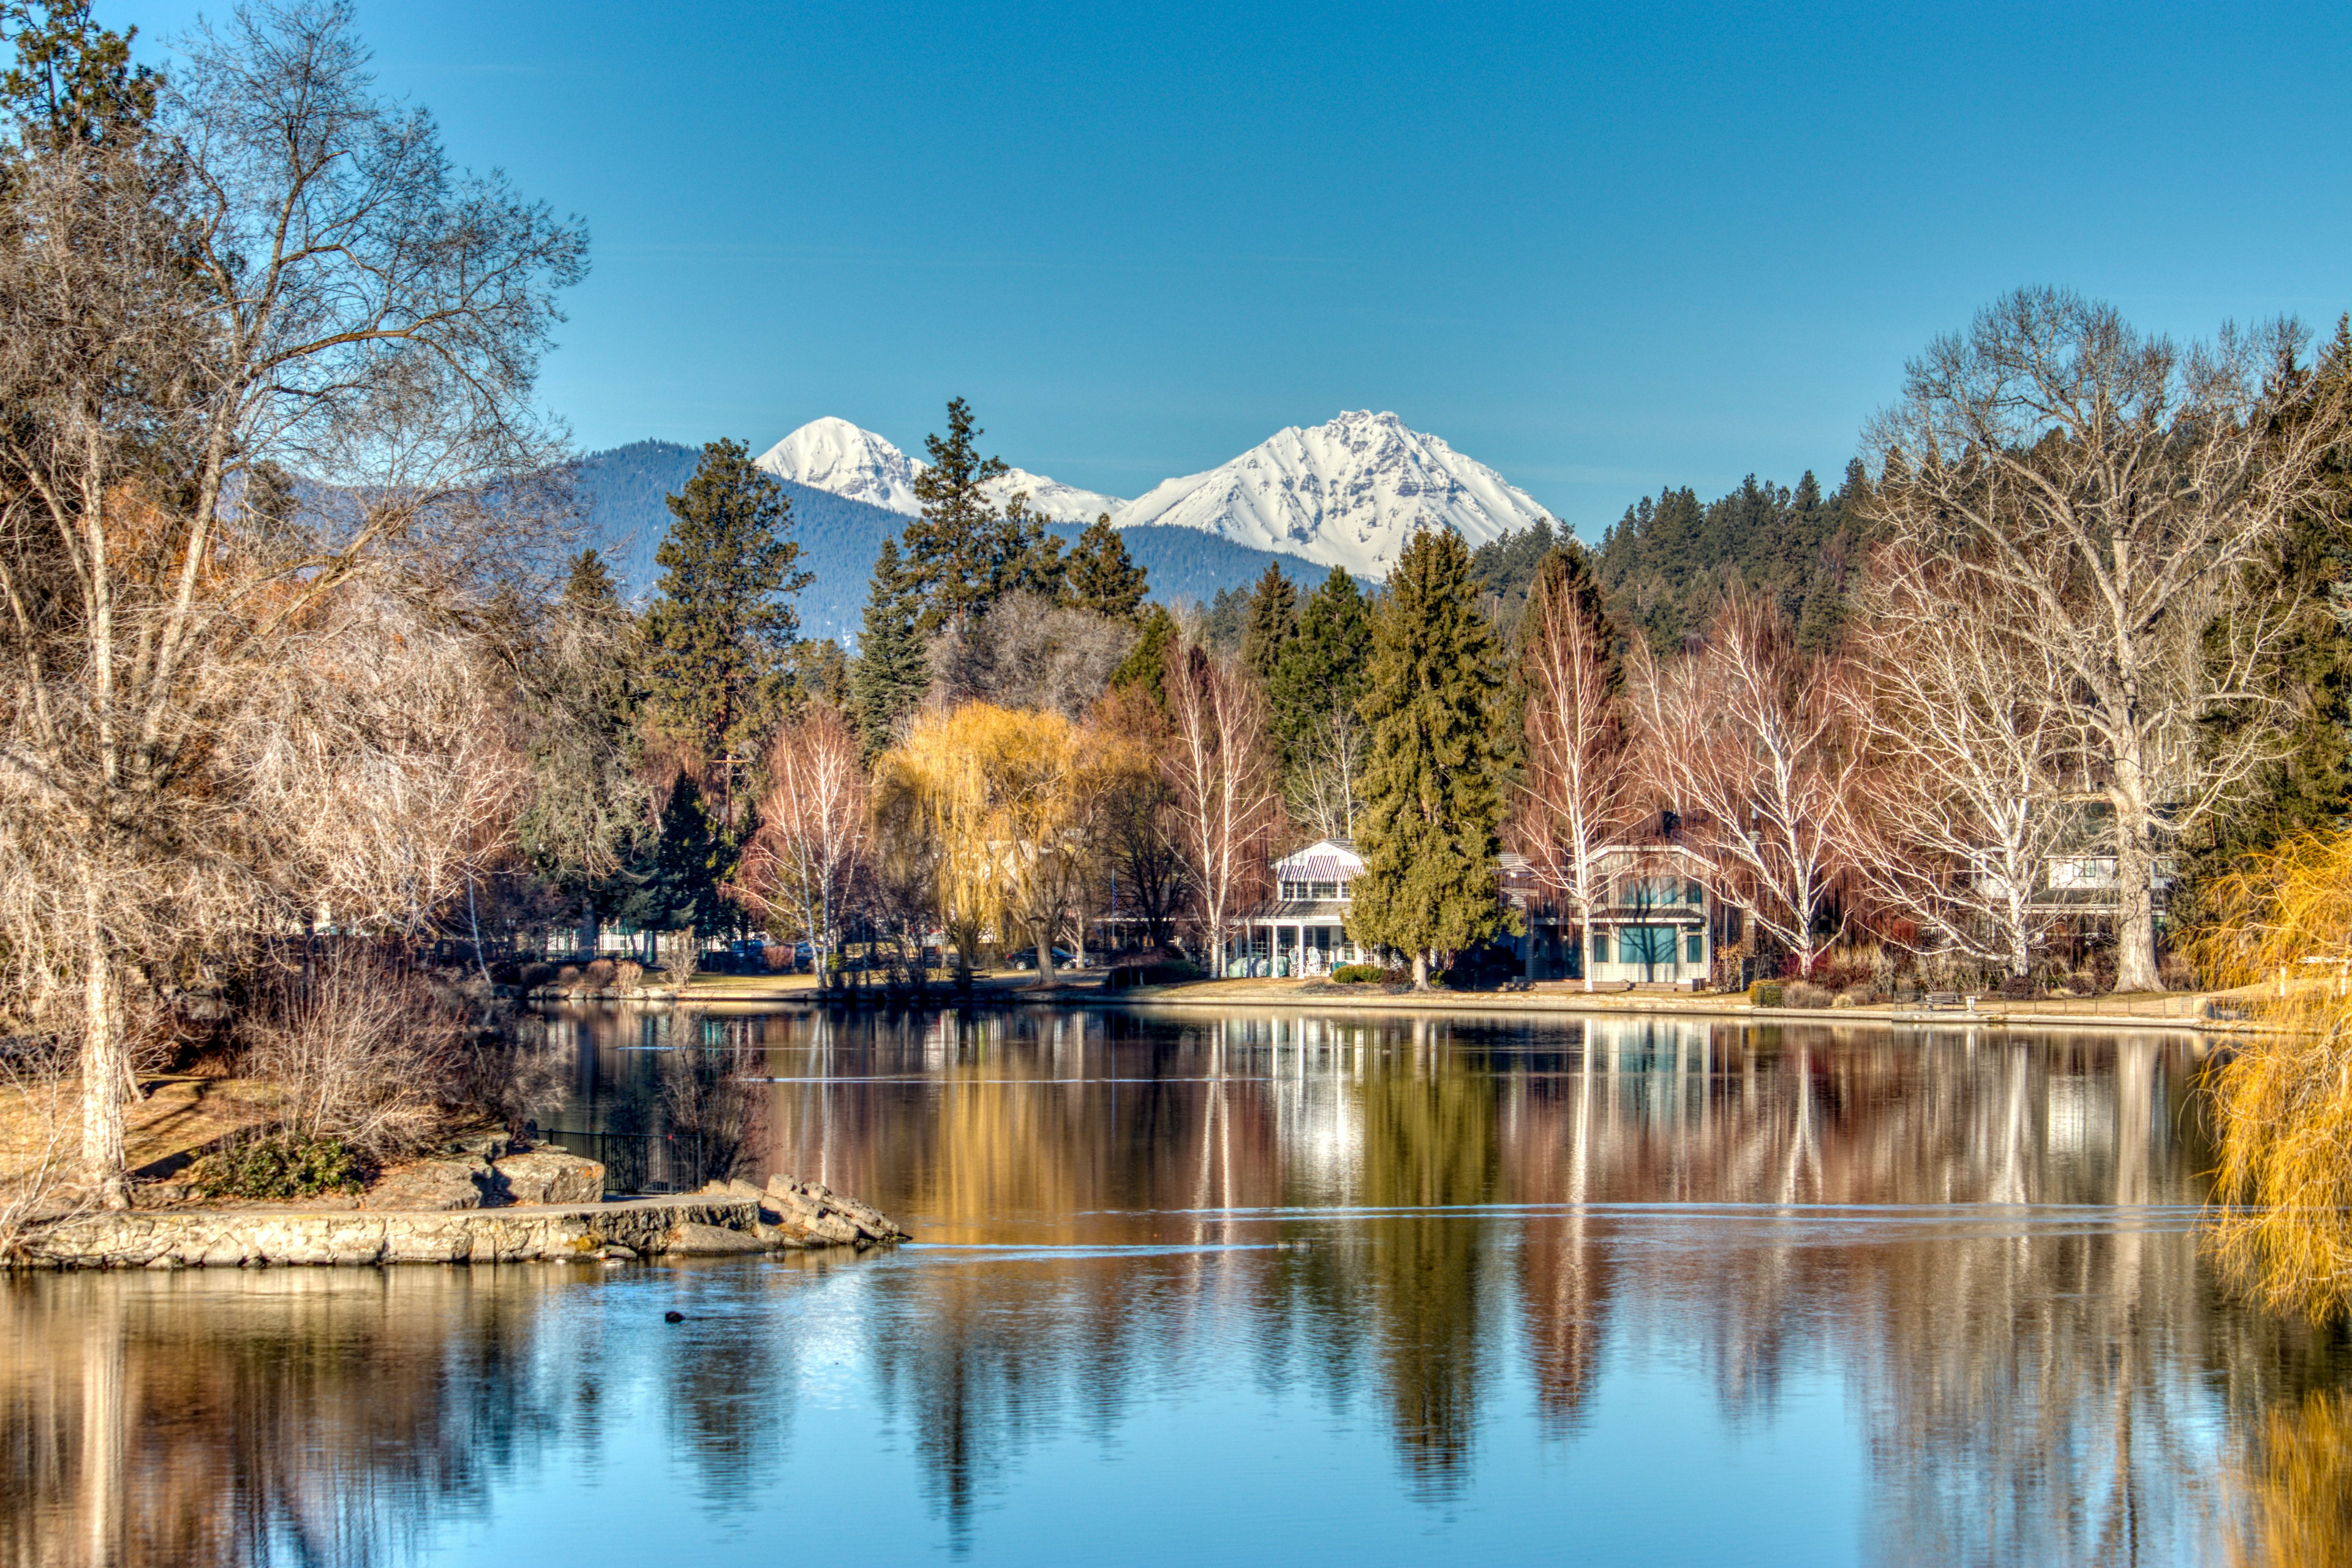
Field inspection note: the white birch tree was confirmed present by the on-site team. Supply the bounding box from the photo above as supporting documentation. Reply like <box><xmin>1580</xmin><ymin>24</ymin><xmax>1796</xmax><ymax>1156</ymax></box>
<box><xmin>1163</xmin><ymin>641</ymin><xmax>1281</xmax><ymax>974</ymax></box>
<box><xmin>1865</xmin><ymin>288</ymin><xmax>2346</xmax><ymax>992</ymax></box>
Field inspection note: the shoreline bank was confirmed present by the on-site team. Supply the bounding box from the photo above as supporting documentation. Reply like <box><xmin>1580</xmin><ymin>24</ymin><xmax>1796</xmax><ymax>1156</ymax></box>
<box><xmin>620</xmin><ymin>973</ymin><xmax>2260</xmax><ymax>1036</ymax></box>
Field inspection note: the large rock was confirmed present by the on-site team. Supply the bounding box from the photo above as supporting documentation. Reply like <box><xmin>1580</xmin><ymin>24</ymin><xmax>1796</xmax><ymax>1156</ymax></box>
<box><xmin>361</xmin><ymin>1158</ymin><xmax>491</xmax><ymax>1212</ymax></box>
<box><xmin>12</xmin><ymin>1194</ymin><xmax>764</xmax><ymax>1268</ymax></box>
<box><xmin>764</xmin><ymin>1174</ymin><xmax>909</xmax><ymax>1245</ymax></box>
<box><xmin>663</xmin><ymin>1221</ymin><xmax>766</xmax><ymax>1256</ymax></box>
<box><xmin>492</xmin><ymin>1149</ymin><xmax>606</xmax><ymax>1206</ymax></box>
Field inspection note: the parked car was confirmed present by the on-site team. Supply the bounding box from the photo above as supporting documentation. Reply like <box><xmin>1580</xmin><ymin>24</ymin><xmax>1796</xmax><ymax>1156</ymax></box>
<box><xmin>1005</xmin><ymin>947</ymin><xmax>1077</xmax><ymax>971</ymax></box>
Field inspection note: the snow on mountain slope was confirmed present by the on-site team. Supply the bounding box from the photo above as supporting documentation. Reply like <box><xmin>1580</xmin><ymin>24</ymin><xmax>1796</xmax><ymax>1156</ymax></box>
<box><xmin>755</xmin><ymin>417</ymin><xmax>924</xmax><ymax>516</ymax></box>
<box><xmin>984</xmin><ymin>467</ymin><xmax>1124</xmax><ymax>524</ymax></box>
<box><xmin>758</xmin><ymin>418</ymin><xmax>1123</xmax><ymax>524</ymax></box>
<box><xmin>1114</xmin><ymin>411</ymin><xmax>1552</xmax><ymax>578</ymax></box>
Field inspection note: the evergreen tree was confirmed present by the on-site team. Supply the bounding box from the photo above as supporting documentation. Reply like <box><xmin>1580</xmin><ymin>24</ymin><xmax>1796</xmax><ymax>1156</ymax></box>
<box><xmin>1109</xmin><ymin>603</ymin><xmax>1177</xmax><ymax>707</ymax></box>
<box><xmin>1268</xmin><ymin>567</ymin><xmax>1372</xmax><ymax>762</ymax></box>
<box><xmin>1346</xmin><ymin>528</ymin><xmax>1509</xmax><ymax>986</ymax></box>
<box><xmin>0</xmin><ymin>0</ymin><xmax>157</xmax><ymax>151</ymax></box>
<box><xmin>1238</xmin><ymin>562</ymin><xmax>1298</xmax><ymax>686</ymax></box>
<box><xmin>613</xmin><ymin>775</ymin><xmax>728</xmax><ymax>949</ymax></box>
<box><xmin>904</xmin><ymin>396</ymin><xmax>1025</xmax><ymax>631</ymax></box>
<box><xmin>851</xmin><ymin>538</ymin><xmax>929</xmax><ymax>759</ymax></box>
<box><xmin>1466</xmin><ymin>518</ymin><xmax>1558</xmax><ymax>640</ymax></box>
<box><xmin>1000</xmin><ymin>496</ymin><xmax>1068</xmax><ymax>600</ymax></box>
<box><xmin>643</xmin><ymin>439</ymin><xmax>812</xmax><ymax>776</ymax></box>
<box><xmin>1063</xmin><ymin>513</ymin><xmax>1148</xmax><ymax>619</ymax></box>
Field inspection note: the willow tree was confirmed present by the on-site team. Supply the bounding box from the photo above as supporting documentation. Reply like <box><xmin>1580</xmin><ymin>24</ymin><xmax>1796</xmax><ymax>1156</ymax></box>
<box><xmin>875</xmin><ymin>703</ymin><xmax>1113</xmax><ymax>981</ymax></box>
<box><xmin>0</xmin><ymin>4</ymin><xmax>584</xmax><ymax>1200</ymax></box>
<box><xmin>1349</xmin><ymin>527</ymin><xmax>1508</xmax><ymax>987</ymax></box>
<box><xmin>1867</xmin><ymin>288</ymin><xmax>2348</xmax><ymax>991</ymax></box>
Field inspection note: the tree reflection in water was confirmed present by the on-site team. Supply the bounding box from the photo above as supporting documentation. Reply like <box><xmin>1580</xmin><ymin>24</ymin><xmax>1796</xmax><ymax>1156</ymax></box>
<box><xmin>1</xmin><ymin>1007</ymin><xmax>2346</xmax><ymax>1566</ymax></box>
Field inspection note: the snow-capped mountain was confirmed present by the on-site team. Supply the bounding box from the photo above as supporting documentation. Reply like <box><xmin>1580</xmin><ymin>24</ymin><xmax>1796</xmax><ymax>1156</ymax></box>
<box><xmin>755</xmin><ymin>417</ymin><xmax>924</xmax><ymax>516</ymax></box>
<box><xmin>757</xmin><ymin>418</ymin><xmax>1124</xmax><ymax>524</ymax></box>
<box><xmin>1116</xmin><ymin>411</ymin><xmax>1552</xmax><ymax>578</ymax></box>
<box><xmin>987</xmin><ymin>467</ymin><xmax>1124</xmax><ymax>525</ymax></box>
<box><xmin>758</xmin><ymin>410</ymin><xmax>1553</xmax><ymax>578</ymax></box>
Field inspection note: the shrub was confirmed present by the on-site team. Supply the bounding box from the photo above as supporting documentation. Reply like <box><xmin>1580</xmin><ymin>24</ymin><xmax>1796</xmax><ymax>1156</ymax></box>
<box><xmin>584</xmin><ymin>958</ymin><xmax>616</xmax><ymax>987</ymax></box>
<box><xmin>234</xmin><ymin>948</ymin><xmax>469</xmax><ymax>1158</ymax></box>
<box><xmin>518</xmin><ymin>962</ymin><xmax>557</xmax><ymax>992</ymax></box>
<box><xmin>1332</xmin><ymin>963</ymin><xmax>1385</xmax><ymax>984</ymax></box>
<box><xmin>1999</xmin><ymin>974</ymin><xmax>2033</xmax><ymax>999</ymax></box>
<box><xmin>1747</xmin><ymin>981</ymin><xmax>1784</xmax><ymax>1008</ymax></box>
<box><xmin>1784</xmin><ymin>981</ymin><xmax>1834</xmax><ymax>1009</ymax></box>
<box><xmin>556</xmin><ymin>965</ymin><xmax>582</xmax><ymax>986</ymax></box>
<box><xmin>614</xmin><ymin>959</ymin><xmax>645</xmax><ymax>991</ymax></box>
<box><xmin>189</xmin><ymin>1133</ymin><xmax>369</xmax><ymax>1199</ymax></box>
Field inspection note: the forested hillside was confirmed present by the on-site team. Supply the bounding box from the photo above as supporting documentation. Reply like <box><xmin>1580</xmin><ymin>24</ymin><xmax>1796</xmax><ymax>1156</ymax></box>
<box><xmin>1594</xmin><ymin>459</ymin><xmax>1874</xmax><ymax>654</ymax></box>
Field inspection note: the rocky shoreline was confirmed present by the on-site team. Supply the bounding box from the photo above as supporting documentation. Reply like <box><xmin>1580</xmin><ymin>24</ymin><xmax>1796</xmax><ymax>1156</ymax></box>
<box><xmin>9</xmin><ymin>1166</ymin><xmax>908</xmax><ymax>1270</ymax></box>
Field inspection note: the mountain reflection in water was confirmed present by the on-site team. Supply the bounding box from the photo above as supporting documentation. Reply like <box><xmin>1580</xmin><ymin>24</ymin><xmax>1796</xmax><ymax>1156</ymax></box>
<box><xmin>3</xmin><ymin>1008</ymin><xmax>2348</xmax><ymax>1567</ymax></box>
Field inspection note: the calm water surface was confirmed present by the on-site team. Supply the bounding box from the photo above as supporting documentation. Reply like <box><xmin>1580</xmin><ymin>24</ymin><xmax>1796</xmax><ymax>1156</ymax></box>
<box><xmin>5</xmin><ymin>1007</ymin><xmax>2349</xmax><ymax>1566</ymax></box>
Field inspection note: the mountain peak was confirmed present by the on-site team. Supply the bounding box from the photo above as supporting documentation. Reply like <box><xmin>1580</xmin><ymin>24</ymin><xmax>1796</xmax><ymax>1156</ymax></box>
<box><xmin>1117</xmin><ymin>412</ymin><xmax>1551</xmax><ymax>577</ymax></box>
<box><xmin>756</xmin><ymin>418</ymin><xmax>923</xmax><ymax>516</ymax></box>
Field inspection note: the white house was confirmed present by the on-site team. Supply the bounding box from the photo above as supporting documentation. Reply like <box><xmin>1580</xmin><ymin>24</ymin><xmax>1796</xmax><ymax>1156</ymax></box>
<box><xmin>1232</xmin><ymin>839</ymin><xmax>1366</xmax><ymax>977</ymax></box>
<box><xmin>1574</xmin><ymin>843</ymin><xmax>1716</xmax><ymax>987</ymax></box>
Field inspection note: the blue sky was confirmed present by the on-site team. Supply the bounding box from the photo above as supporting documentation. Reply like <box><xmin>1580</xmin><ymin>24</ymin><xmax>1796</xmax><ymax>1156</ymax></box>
<box><xmin>112</xmin><ymin>0</ymin><xmax>2352</xmax><ymax>537</ymax></box>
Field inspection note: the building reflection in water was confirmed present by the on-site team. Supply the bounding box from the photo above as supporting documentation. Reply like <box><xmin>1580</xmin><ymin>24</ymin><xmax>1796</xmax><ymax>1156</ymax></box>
<box><xmin>2</xmin><ymin>1008</ymin><xmax>2347</xmax><ymax>1566</ymax></box>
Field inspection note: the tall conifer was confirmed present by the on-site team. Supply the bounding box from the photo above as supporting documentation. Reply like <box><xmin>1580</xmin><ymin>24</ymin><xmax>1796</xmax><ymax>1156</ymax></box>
<box><xmin>1065</xmin><ymin>513</ymin><xmax>1148</xmax><ymax>619</ymax></box>
<box><xmin>1347</xmin><ymin>528</ymin><xmax>1508</xmax><ymax>986</ymax></box>
<box><xmin>643</xmin><ymin>439</ymin><xmax>811</xmax><ymax>775</ymax></box>
<box><xmin>851</xmin><ymin>537</ymin><xmax>929</xmax><ymax>760</ymax></box>
<box><xmin>1238</xmin><ymin>562</ymin><xmax>1298</xmax><ymax>686</ymax></box>
<box><xmin>905</xmin><ymin>396</ymin><xmax>1019</xmax><ymax>631</ymax></box>
<box><xmin>1269</xmin><ymin>567</ymin><xmax>1371</xmax><ymax>752</ymax></box>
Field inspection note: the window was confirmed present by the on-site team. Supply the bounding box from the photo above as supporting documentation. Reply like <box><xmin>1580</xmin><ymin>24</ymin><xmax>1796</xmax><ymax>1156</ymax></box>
<box><xmin>1684</xmin><ymin>880</ymin><xmax>1703</xmax><ymax>907</ymax></box>
<box><xmin>1685</xmin><ymin>931</ymin><xmax>1704</xmax><ymax>964</ymax></box>
<box><xmin>1618</xmin><ymin>925</ymin><xmax>1677</xmax><ymax>965</ymax></box>
<box><xmin>1310</xmin><ymin>881</ymin><xmax>1338</xmax><ymax>900</ymax></box>
<box><xmin>1591</xmin><ymin>931</ymin><xmax>1609</xmax><ymax>962</ymax></box>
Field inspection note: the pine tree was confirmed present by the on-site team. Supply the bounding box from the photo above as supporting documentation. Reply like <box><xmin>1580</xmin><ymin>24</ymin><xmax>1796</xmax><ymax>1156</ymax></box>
<box><xmin>851</xmin><ymin>537</ymin><xmax>929</xmax><ymax>760</ymax></box>
<box><xmin>1064</xmin><ymin>513</ymin><xmax>1148</xmax><ymax>619</ymax></box>
<box><xmin>1109</xmin><ymin>603</ymin><xmax>1177</xmax><ymax>707</ymax></box>
<box><xmin>1268</xmin><ymin>567</ymin><xmax>1375</xmax><ymax>841</ymax></box>
<box><xmin>613</xmin><ymin>775</ymin><xmax>729</xmax><ymax>955</ymax></box>
<box><xmin>1346</xmin><ymin>527</ymin><xmax>1508</xmax><ymax>986</ymax></box>
<box><xmin>1267</xmin><ymin>567</ymin><xmax>1370</xmax><ymax>757</ymax></box>
<box><xmin>1238</xmin><ymin>562</ymin><xmax>1298</xmax><ymax>686</ymax></box>
<box><xmin>643</xmin><ymin>439</ymin><xmax>812</xmax><ymax>778</ymax></box>
<box><xmin>904</xmin><ymin>396</ymin><xmax>1025</xmax><ymax>631</ymax></box>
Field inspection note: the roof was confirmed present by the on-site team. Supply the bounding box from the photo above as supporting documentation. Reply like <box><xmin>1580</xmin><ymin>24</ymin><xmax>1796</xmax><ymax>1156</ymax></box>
<box><xmin>1273</xmin><ymin>839</ymin><xmax>1364</xmax><ymax>881</ymax></box>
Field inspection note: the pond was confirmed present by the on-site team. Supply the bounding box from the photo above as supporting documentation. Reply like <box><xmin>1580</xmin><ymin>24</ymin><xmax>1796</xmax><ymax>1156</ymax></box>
<box><xmin>3</xmin><ymin>1007</ymin><xmax>2347</xmax><ymax>1566</ymax></box>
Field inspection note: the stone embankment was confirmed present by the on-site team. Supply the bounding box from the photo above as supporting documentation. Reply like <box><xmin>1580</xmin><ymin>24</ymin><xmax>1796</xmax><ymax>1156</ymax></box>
<box><xmin>11</xmin><ymin>1165</ymin><xmax>909</xmax><ymax>1271</ymax></box>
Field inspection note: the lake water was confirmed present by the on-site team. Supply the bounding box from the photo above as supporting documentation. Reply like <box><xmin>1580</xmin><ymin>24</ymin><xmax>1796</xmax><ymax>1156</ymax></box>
<box><xmin>4</xmin><ymin>1006</ymin><xmax>2348</xmax><ymax>1566</ymax></box>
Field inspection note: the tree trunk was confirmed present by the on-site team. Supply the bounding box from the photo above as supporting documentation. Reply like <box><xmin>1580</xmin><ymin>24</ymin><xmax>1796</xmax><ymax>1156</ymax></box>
<box><xmin>2112</xmin><ymin>801</ymin><xmax>2162</xmax><ymax>993</ymax></box>
<box><xmin>1412</xmin><ymin>949</ymin><xmax>1430</xmax><ymax>989</ymax></box>
<box><xmin>1035</xmin><ymin>929</ymin><xmax>1057</xmax><ymax>986</ymax></box>
<box><xmin>80</xmin><ymin>929</ymin><xmax>128</xmax><ymax>1210</ymax></box>
<box><xmin>578</xmin><ymin>901</ymin><xmax>598</xmax><ymax>959</ymax></box>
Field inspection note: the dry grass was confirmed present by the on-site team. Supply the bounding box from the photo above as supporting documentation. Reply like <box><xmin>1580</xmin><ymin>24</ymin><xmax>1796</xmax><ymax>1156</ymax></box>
<box><xmin>2188</xmin><ymin>829</ymin><xmax>2352</xmax><ymax>1321</ymax></box>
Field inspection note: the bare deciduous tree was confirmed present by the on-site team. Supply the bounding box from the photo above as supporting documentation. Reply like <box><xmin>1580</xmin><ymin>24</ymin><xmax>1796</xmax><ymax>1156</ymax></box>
<box><xmin>1836</xmin><ymin>551</ymin><xmax>2076</xmax><ymax>980</ymax></box>
<box><xmin>1517</xmin><ymin>562</ymin><xmax>1634</xmax><ymax>991</ymax></box>
<box><xmin>1285</xmin><ymin>707</ymin><xmax>1368</xmax><ymax>844</ymax></box>
<box><xmin>925</xmin><ymin>590</ymin><xmax>1135</xmax><ymax>720</ymax></box>
<box><xmin>1627</xmin><ymin>590</ymin><xmax>1858</xmax><ymax>979</ymax></box>
<box><xmin>1866</xmin><ymin>288</ymin><xmax>2348</xmax><ymax>991</ymax></box>
<box><xmin>733</xmin><ymin>704</ymin><xmax>870</xmax><ymax>985</ymax></box>
<box><xmin>1162</xmin><ymin>641</ymin><xmax>1281</xmax><ymax>973</ymax></box>
<box><xmin>0</xmin><ymin>3</ymin><xmax>584</xmax><ymax>1200</ymax></box>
